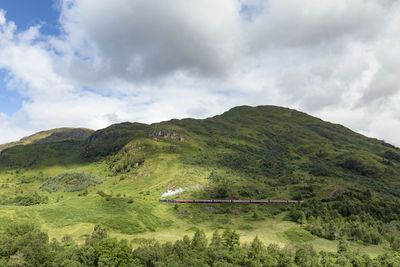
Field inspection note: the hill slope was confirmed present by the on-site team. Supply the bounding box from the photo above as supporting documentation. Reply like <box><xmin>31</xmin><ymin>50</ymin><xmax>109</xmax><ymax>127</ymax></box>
<box><xmin>0</xmin><ymin>127</ymin><xmax>94</xmax><ymax>153</ymax></box>
<box><xmin>0</xmin><ymin>105</ymin><xmax>399</xmax><ymax>256</ymax></box>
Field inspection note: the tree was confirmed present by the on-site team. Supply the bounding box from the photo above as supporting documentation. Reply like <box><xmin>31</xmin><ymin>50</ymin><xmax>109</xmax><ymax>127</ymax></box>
<box><xmin>319</xmin><ymin>251</ymin><xmax>337</xmax><ymax>266</ymax></box>
<box><xmin>294</xmin><ymin>245</ymin><xmax>318</xmax><ymax>266</ymax></box>
<box><xmin>191</xmin><ymin>229</ymin><xmax>207</xmax><ymax>252</ymax></box>
<box><xmin>1</xmin><ymin>223</ymin><xmax>50</xmax><ymax>267</ymax></box>
<box><xmin>76</xmin><ymin>245</ymin><xmax>97</xmax><ymax>267</ymax></box>
<box><xmin>94</xmin><ymin>238</ymin><xmax>134</xmax><ymax>267</ymax></box>
<box><xmin>133</xmin><ymin>239</ymin><xmax>163</xmax><ymax>265</ymax></box>
<box><xmin>337</xmin><ymin>239</ymin><xmax>349</xmax><ymax>254</ymax></box>
<box><xmin>222</xmin><ymin>228</ymin><xmax>240</xmax><ymax>251</ymax></box>
<box><xmin>8</xmin><ymin>252</ymin><xmax>26</xmax><ymax>267</ymax></box>
<box><xmin>209</xmin><ymin>230</ymin><xmax>223</xmax><ymax>250</ymax></box>
<box><xmin>85</xmin><ymin>225</ymin><xmax>108</xmax><ymax>247</ymax></box>
<box><xmin>172</xmin><ymin>239</ymin><xmax>187</xmax><ymax>260</ymax></box>
<box><xmin>248</xmin><ymin>236</ymin><xmax>263</xmax><ymax>261</ymax></box>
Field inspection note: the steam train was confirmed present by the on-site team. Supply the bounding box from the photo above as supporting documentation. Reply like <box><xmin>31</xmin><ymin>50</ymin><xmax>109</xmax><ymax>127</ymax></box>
<box><xmin>159</xmin><ymin>199</ymin><xmax>303</xmax><ymax>203</ymax></box>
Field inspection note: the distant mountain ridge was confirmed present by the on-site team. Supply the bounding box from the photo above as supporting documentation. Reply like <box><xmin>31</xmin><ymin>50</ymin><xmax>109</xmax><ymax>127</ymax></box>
<box><xmin>0</xmin><ymin>127</ymin><xmax>93</xmax><ymax>152</ymax></box>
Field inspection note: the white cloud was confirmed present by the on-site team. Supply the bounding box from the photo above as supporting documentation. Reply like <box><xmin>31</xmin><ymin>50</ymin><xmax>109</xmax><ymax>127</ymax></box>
<box><xmin>0</xmin><ymin>1</ymin><xmax>400</xmax><ymax>146</ymax></box>
<box><xmin>246</xmin><ymin>0</ymin><xmax>386</xmax><ymax>51</ymax></box>
<box><xmin>0</xmin><ymin>10</ymin><xmax>6</xmax><ymax>25</ymax></box>
<box><xmin>0</xmin><ymin>112</ymin><xmax>31</xmax><ymax>143</ymax></box>
<box><xmin>58</xmin><ymin>0</ymin><xmax>241</xmax><ymax>82</ymax></box>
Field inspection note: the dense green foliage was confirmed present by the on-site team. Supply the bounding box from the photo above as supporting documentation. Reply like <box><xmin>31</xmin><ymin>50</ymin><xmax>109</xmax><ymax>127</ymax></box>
<box><xmin>0</xmin><ymin>191</ymin><xmax>48</xmax><ymax>206</ymax></box>
<box><xmin>1</xmin><ymin>224</ymin><xmax>400</xmax><ymax>266</ymax></box>
<box><xmin>0</xmin><ymin>140</ymin><xmax>86</xmax><ymax>169</ymax></box>
<box><xmin>41</xmin><ymin>172</ymin><xmax>102</xmax><ymax>192</ymax></box>
<box><xmin>289</xmin><ymin>191</ymin><xmax>400</xmax><ymax>249</ymax></box>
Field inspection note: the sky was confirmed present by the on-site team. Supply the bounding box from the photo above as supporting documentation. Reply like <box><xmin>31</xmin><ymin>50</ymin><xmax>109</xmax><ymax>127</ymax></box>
<box><xmin>0</xmin><ymin>0</ymin><xmax>400</xmax><ymax>146</ymax></box>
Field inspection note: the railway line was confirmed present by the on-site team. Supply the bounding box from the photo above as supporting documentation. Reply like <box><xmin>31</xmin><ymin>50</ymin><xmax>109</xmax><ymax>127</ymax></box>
<box><xmin>159</xmin><ymin>199</ymin><xmax>303</xmax><ymax>203</ymax></box>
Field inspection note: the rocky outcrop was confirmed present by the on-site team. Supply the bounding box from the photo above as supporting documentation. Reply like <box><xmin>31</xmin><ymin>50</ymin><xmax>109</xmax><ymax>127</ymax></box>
<box><xmin>148</xmin><ymin>130</ymin><xmax>185</xmax><ymax>141</ymax></box>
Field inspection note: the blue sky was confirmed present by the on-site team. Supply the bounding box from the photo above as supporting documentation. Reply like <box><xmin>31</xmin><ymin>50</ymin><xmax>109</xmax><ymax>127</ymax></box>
<box><xmin>0</xmin><ymin>0</ymin><xmax>60</xmax><ymax>116</ymax></box>
<box><xmin>0</xmin><ymin>0</ymin><xmax>60</xmax><ymax>35</ymax></box>
<box><xmin>0</xmin><ymin>70</ymin><xmax>23</xmax><ymax>114</ymax></box>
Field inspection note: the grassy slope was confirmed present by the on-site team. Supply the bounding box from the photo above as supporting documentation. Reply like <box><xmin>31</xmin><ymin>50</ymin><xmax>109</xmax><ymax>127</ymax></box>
<box><xmin>0</xmin><ymin>105</ymin><xmax>399</xmax><ymax>256</ymax></box>
<box><xmin>0</xmin><ymin>127</ymin><xmax>93</xmax><ymax>152</ymax></box>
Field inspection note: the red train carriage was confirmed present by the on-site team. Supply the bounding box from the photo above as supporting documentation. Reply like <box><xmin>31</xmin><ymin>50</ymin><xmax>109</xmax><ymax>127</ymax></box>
<box><xmin>175</xmin><ymin>199</ymin><xmax>194</xmax><ymax>203</ymax></box>
<box><xmin>194</xmin><ymin>199</ymin><xmax>213</xmax><ymax>203</ymax></box>
<box><xmin>250</xmin><ymin>200</ymin><xmax>270</xmax><ymax>203</ymax></box>
<box><xmin>269</xmin><ymin>200</ymin><xmax>288</xmax><ymax>203</ymax></box>
<box><xmin>213</xmin><ymin>200</ymin><xmax>232</xmax><ymax>203</ymax></box>
<box><xmin>232</xmin><ymin>200</ymin><xmax>251</xmax><ymax>203</ymax></box>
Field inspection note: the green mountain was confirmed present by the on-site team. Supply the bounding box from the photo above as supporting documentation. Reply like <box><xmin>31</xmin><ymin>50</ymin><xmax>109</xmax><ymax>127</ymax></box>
<box><xmin>0</xmin><ymin>127</ymin><xmax>94</xmax><ymax>153</ymax></box>
<box><xmin>0</xmin><ymin>105</ymin><xmax>399</xmax><ymax>258</ymax></box>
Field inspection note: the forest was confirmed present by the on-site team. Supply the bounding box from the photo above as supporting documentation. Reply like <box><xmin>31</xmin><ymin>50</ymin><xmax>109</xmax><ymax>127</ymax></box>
<box><xmin>1</xmin><ymin>223</ymin><xmax>400</xmax><ymax>266</ymax></box>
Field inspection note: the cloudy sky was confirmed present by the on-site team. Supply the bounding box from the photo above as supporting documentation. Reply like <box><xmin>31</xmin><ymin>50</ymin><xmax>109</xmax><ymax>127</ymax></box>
<box><xmin>0</xmin><ymin>0</ymin><xmax>400</xmax><ymax>146</ymax></box>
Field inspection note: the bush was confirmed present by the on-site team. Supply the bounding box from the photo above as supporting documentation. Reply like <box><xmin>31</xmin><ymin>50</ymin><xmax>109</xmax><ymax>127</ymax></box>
<box><xmin>41</xmin><ymin>172</ymin><xmax>102</xmax><ymax>192</ymax></box>
<box><xmin>13</xmin><ymin>192</ymin><xmax>48</xmax><ymax>206</ymax></box>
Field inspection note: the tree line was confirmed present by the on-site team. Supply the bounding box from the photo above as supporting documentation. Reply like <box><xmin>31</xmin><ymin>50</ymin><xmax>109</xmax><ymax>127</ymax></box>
<box><xmin>1</xmin><ymin>223</ymin><xmax>400</xmax><ymax>266</ymax></box>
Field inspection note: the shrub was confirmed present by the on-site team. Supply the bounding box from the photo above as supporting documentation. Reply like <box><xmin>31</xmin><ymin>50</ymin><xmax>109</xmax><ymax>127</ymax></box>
<box><xmin>13</xmin><ymin>192</ymin><xmax>48</xmax><ymax>206</ymax></box>
<box><xmin>41</xmin><ymin>172</ymin><xmax>102</xmax><ymax>192</ymax></box>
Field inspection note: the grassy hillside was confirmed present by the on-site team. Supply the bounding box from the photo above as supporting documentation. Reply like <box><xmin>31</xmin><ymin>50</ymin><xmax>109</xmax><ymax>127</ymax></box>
<box><xmin>0</xmin><ymin>105</ymin><xmax>399</xmax><ymax>258</ymax></box>
<box><xmin>0</xmin><ymin>127</ymin><xmax>93</xmax><ymax>153</ymax></box>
